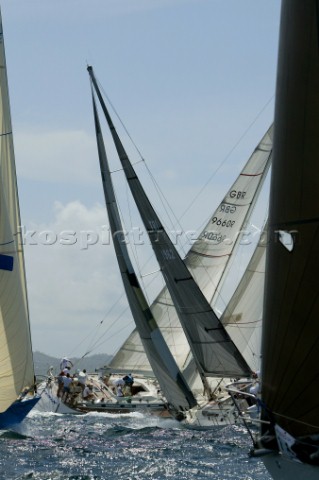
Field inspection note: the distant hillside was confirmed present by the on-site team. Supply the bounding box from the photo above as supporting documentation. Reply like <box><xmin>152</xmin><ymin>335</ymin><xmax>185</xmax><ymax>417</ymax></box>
<box><xmin>33</xmin><ymin>351</ymin><xmax>113</xmax><ymax>378</ymax></box>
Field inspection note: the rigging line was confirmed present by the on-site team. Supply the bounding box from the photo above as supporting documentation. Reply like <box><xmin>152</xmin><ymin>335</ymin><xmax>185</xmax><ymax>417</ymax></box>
<box><xmin>96</xmin><ymin>76</ymin><xmax>145</xmax><ymax>161</ymax></box>
<box><xmin>117</xmin><ymin>148</ymin><xmax>186</xmax><ymax>255</ymax></box>
<box><xmin>98</xmin><ymin>70</ymin><xmax>273</xmax><ymax>235</ymax></box>
<box><xmin>112</xmin><ymin>168</ymin><xmax>159</xmax><ymax>306</ymax></box>
<box><xmin>108</xmin><ymin>173</ymin><xmax>171</xmax><ymax>299</ymax></box>
<box><xmin>90</xmin><ymin>318</ymin><xmax>134</xmax><ymax>354</ymax></box>
<box><xmin>86</xmin><ymin>305</ymin><xmax>133</xmax><ymax>354</ymax></box>
<box><xmin>178</xmin><ymin>95</ymin><xmax>274</xmax><ymax>223</ymax></box>
<box><xmin>120</xmin><ymin>211</ymin><xmax>172</xmax><ymax>347</ymax></box>
<box><xmin>140</xmin><ymin>268</ymin><xmax>161</xmax><ymax>277</ymax></box>
<box><xmin>106</xmin><ymin>177</ymin><xmax>165</xmax><ymax>317</ymax></box>
<box><xmin>142</xmin><ymin>162</ymin><xmax>190</xmax><ymax>258</ymax></box>
<box><xmin>94</xmin><ymin>75</ymin><xmax>193</xmax><ymax>258</ymax></box>
<box><xmin>110</xmin><ymin>159</ymin><xmax>144</xmax><ymax>174</ymax></box>
<box><xmin>127</xmin><ymin>137</ymin><xmax>270</xmax><ymax>315</ymax></box>
<box><xmin>96</xmin><ymin>72</ymin><xmax>273</xmax><ymax>275</ymax></box>
<box><xmin>93</xmin><ymin>74</ymin><xmax>272</xmax><ymax>341</ymax></box>
<box><xmin>96</xmin><ymin>84</ymin><xmax>183</xmax><ymax>283</ymax></box>
<box><xmin>272</xmin><ymin>411</ymin><xmax>319</xmax><ymax>430</ymax></box>
<box><xmin>68</xmin><ymin>289</ymin><xmax>129</xmax><ymax>357</ymax></box>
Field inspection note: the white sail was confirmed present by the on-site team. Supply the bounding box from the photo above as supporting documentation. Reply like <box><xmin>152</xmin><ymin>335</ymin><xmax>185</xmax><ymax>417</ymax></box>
<box><xmin>187</xmin><ymin>126</ymin><xmax>272</xmax><ymax>304</ymax></box>
<box><xmin>109</xmin><ymin>329</ymin><xmax>154</xmax><ymax>375</ymax></box>
<box><xmin>0</xmin><ymin>12</ymin><xmax>35</xmax><ymax>413</ymax></box>
<box><xmin>221</xmin><ymin>225</ymin><xmax>267</xmax><ymax>372</ymax></box>
<box><xmin>110</xmin><ymin>127</ymin><xmax>272</xmax><ymax>377</ymax></box>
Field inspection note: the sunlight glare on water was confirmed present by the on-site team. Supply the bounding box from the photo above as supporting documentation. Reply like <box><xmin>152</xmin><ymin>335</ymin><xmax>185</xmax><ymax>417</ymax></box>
<box><xmin>0</xmin><ymin>411</ymin><xmax>272</xmax><ymax>480</ymax></box>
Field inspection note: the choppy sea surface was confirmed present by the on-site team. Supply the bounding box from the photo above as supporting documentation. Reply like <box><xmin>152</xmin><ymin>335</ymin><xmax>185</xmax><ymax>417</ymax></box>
<box><xmin>0</xmin><ymin>411</ymin><xmax>272</xmax><ymax>480</ymax></box>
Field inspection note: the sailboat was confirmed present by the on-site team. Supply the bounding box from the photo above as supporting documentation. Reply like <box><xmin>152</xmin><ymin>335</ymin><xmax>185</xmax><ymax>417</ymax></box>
<box><xmin>108</xmin><ymin>126</ymin><xmax>272</xmax><ymax>390</ymax></box>
<box><xmin>229</xmin><ymin>0</ymin><xmax>319</xmax><ymax>477</ymax></box>
<box><xmin>88</xmin><ymin>66</ymin><xmax>272</xmax><ymax>427</ymax></box>
<box><xmin>35</xmin><ymin>76</ymin><xmax>198</xmax><ymax>417</ymax></box>
<box><xmin>89</xmin><ymin>81</ymin><xmax>197</xmax><ymax>416</ymax></box>
<box><xmin>0</xmin><ymin>9</ymin><xmax>40</xmax><ymax>428</ymax></box>
<box><xmin>36</xmin><ymin>70</ymin><xmax>271</xmax><ymax>421</ymax></box>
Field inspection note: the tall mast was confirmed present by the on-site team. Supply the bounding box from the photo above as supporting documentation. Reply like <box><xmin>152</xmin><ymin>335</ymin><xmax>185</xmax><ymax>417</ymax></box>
<box><xmin>88</xmin><ymin>66</ymin><xmax>252</xmax><ymax>396</ymax></box>
<box><xmin>89</xmin><ymin>71</ymin><xmax>197</xmax><ymax>411</ymax></box>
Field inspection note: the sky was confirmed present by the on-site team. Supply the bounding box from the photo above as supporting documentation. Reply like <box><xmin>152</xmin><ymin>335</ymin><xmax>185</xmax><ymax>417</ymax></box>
<box><xmin>1</xmin><ymin>0</ymin><xmax>281</xmax><ymax>360</ymax></box>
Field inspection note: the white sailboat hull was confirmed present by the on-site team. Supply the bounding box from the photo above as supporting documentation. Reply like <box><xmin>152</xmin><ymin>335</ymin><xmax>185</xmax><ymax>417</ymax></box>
<box><xmin>182</xmin><ymin>396</ymin><xmax>250</xmax><ymax>429</ymax></box>
<box><xmin>262</xmin><ymin>453</ymin><xmax>319</xmax><ymax>480</ymax></box>
<box><xmin>35</xmin><ymin>374</ymin><xmax>171</xmax><ymax>417</ymax></box>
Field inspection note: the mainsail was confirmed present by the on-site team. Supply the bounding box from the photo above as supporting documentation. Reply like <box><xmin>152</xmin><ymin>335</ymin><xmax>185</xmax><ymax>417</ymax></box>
<box><xmin>89</xmin><ymin>68</ymin><xmax>252</xmax><ymax>382</ymax></box>
<box><xmin>261</xmin><ymin>0</ymin><xmax>319</xmax><ymax>439</ymax></box>
<box><xmin>0</xmin><ymin>10</ymin><xmax>35</xmax><ymax>412</ymax></box>
<box><xmin>88</xmin><ymin>69</ymin><xmax>197</xmax><ymax>411</ymax></box>
<box><xmin>110</xmin><ymin>127</ymin><xmax>272</xmax><ymax>379</ymax></box>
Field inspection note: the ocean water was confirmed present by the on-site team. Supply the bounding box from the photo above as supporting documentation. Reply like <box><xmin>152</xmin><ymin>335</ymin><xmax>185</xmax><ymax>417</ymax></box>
<box><xmin>0</xmin><ymin>411</ymin><xmax>272</xmax><ymax>480</ymax></box>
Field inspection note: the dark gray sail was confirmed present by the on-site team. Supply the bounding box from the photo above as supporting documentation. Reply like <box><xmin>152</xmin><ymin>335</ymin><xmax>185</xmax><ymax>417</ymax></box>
<box><xmin>110</xmin><ymin>127</ymin><xmax>272</xmax><ymax>388</ymax></box>
<box><xmin>88</xmin><ymin>73</ymin><xmax>197</xmax><ymax>411</ymax></box>
<box><xmin>261</xmin><ymin>0</ymin><xmax>319</xmax><ymax>439</ymax></box>
<box><xmin>88</xmin><ymin>68</ymin><xmax>252</xmax><ymax>382</ymax></box>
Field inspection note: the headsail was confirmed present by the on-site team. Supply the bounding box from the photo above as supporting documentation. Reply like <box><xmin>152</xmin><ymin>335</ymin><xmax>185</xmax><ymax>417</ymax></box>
<box><xmin>261</xmin><ymin>0</ymin><xmax>319</xmax><ymax>438</ymax></box>
<box><xmin>186</xmin><ymin>127</ymin><xmax>272</xmax><ymax>307</ymax></box>
<box><xmin>0</xmin><ymin>10</ymin><xmax>35</xmax><ymax>412</ymax></box>
<box><xmin>88</xmin><ymin>68</ymin><xmax>197</xmax><ymax>411</ymax></box>
<box><xmin>221</xmin><ymin>223</ymin><xmax>267</xmax><ymax>372</ymax></box>
<box><xmin>110</xmin><ymin>128</ymin><xmax>272</xmax><ymax>382</ymax></box>
<box><xmin>89</xmin><ymin>68</ymin><xmax>252</xmax><ymax>381</ymax></box>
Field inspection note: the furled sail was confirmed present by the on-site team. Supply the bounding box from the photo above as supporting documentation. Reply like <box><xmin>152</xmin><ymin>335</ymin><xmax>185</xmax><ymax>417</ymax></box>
<box><xmin>88</xmin><ymin>70</ymin><xmax>197</xmax><ymax>411</ymax></box>
<box><xmin>89</xmin><ymin>69</ymin><xmax>252</xmax><ymax>380</ymax></box>
<box><xmin>0</xmin><ymin>11</ymin><xmax>35</xmax><ymax>412</ymax></box>
<box><xmin>261</xmin><ymin>0</ymin><xmax>319</xmax><ymax>438</ymax></box>
<box><xmin>110</xmin><ymin>128</ymin><xmax>272</xmax><ymax>380</ymax></box>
